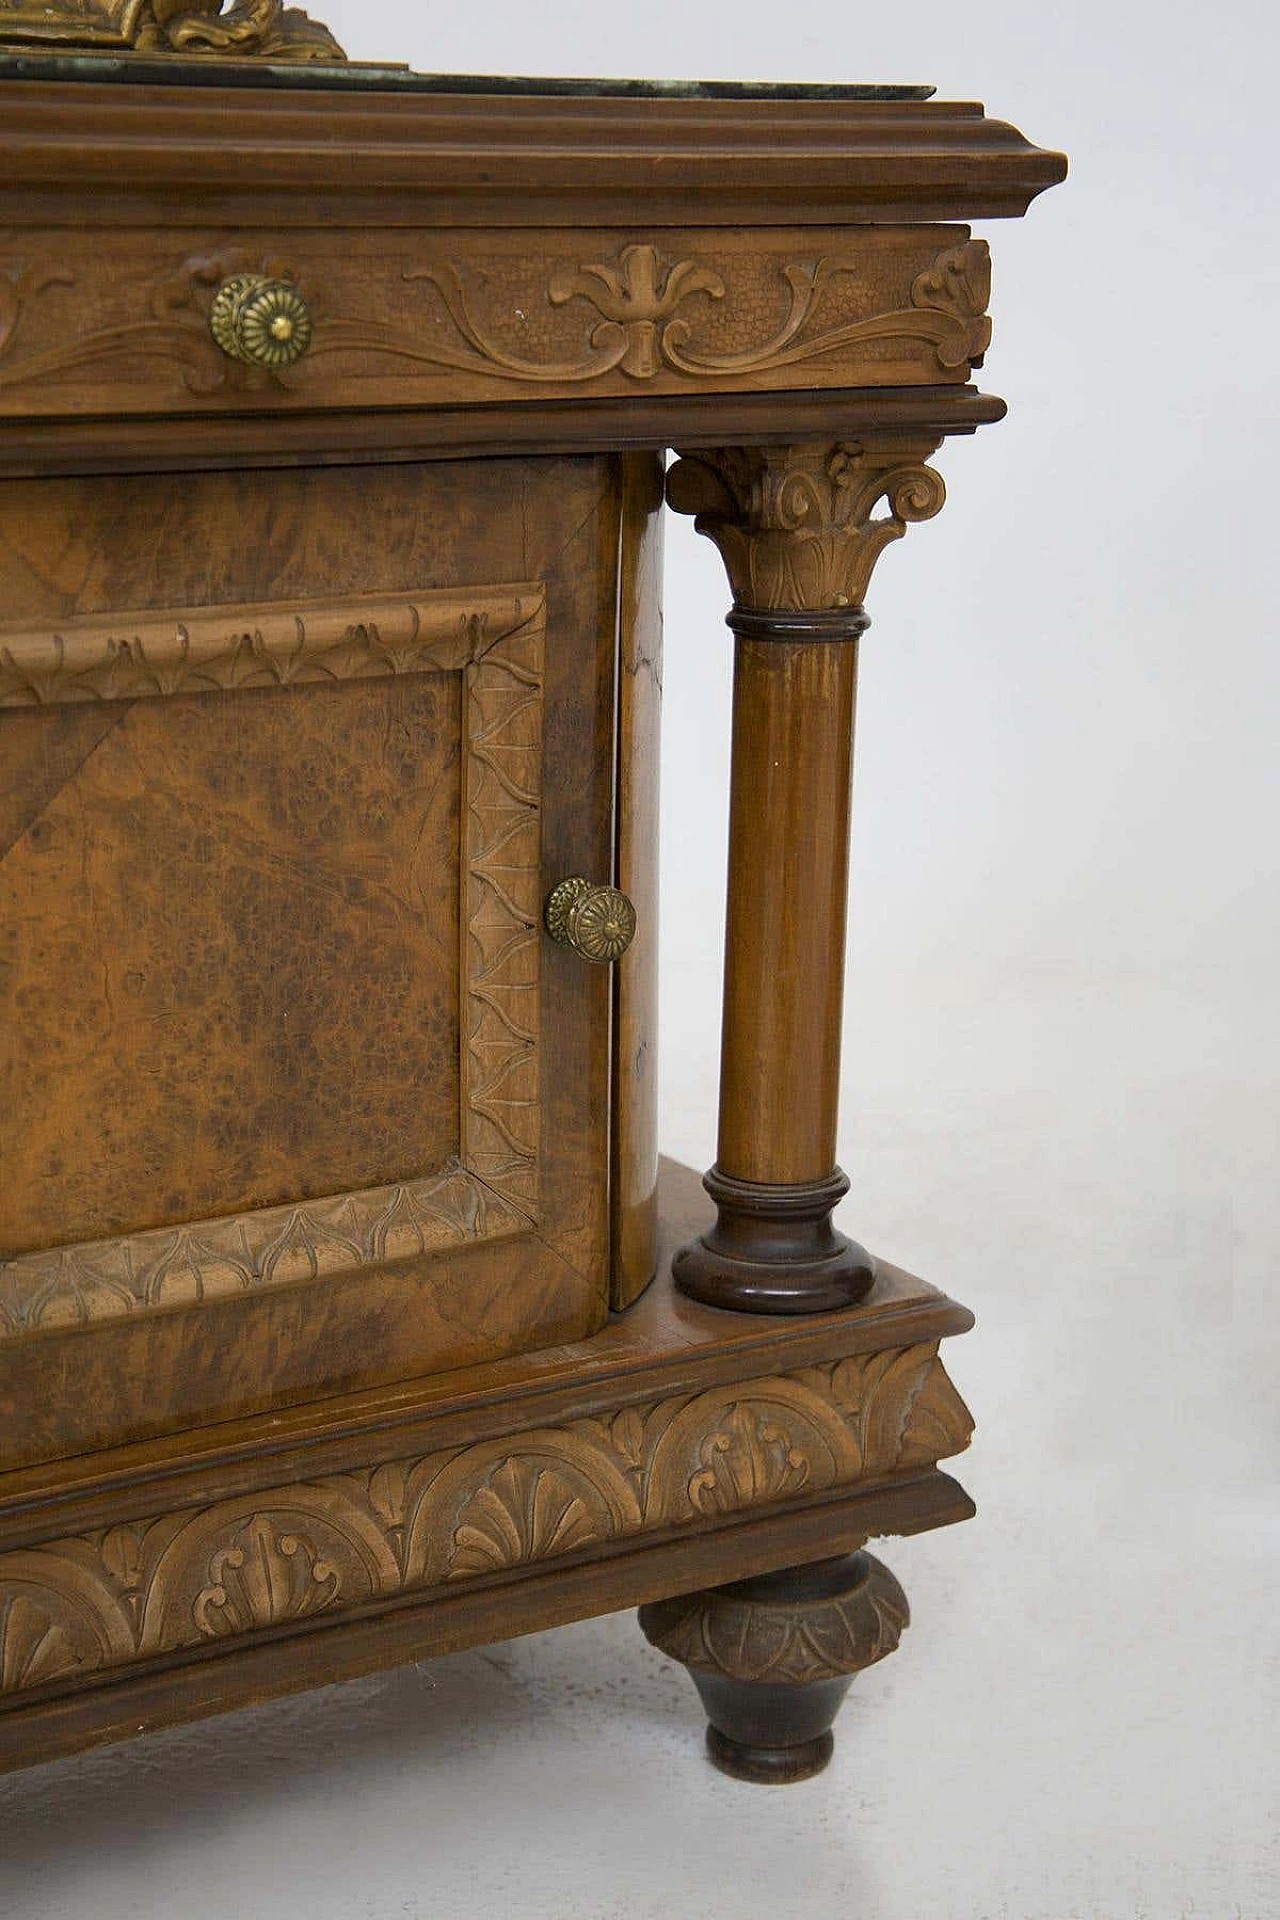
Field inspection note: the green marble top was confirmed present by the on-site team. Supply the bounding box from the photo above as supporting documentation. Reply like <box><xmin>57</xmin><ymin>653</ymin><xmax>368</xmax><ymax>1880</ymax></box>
<box><xmin>0</xmin><ymin>53</ymin><xmax>934</xmax><ymax>97</ymax></box>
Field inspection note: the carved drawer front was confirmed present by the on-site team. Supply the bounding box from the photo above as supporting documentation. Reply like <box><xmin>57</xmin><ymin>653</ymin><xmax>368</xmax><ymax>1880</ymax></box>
<box><xmin>0</xmin><ymin>226</ymin><xmax>992</xmax><ymax>420</ymax></box>
<box><xmin>0</xmin><ymin>456</ymin><xmax>619</xmax><ymax>1470</ymax></box>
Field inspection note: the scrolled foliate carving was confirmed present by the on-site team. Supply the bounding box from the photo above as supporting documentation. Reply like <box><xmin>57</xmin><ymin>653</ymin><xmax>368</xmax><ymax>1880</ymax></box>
<box><xmin>137</xmin><ymin>0</ymin><xmax>345</xmax><ymax>62</ymax></box>
<box><xmin>0</xmin><ymin>1343</ymin><xmax>971</xmax><ymax>1698</ymax></box>
<box><xmin>400</xmin><ymin>237</ymin><xmax>991</xmax><ymax>388</ymax></box>
<box><xmin>638</xmin><ymin>1549</ymin><xmax>909</xmax><ymax>1685</ymax></box>
<box><xmin>0</xmin><ymin>234</ymin><xmax>991</xmax><ymax>410</ymax></box>
<box><xmin>910</xmin><ymin>239</ymin><xmax>993</xmax><ymax>365</ymax></box>
<box><xmin>666</xmin><ymin>439</ymin><xmax>947</xmax><ymax>611</ymax></box>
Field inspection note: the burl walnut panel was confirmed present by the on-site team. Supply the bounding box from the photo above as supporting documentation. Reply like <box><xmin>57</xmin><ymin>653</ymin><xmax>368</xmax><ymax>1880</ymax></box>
<box><xmin>0</xmin><ymin>456</ymin><xmax>623</xmax><ymax>1469</ymax></box>
<box><xmin>0</xmin><ymin>667</ymin><xmax>462</xmax><ymax>1254</ymax></box>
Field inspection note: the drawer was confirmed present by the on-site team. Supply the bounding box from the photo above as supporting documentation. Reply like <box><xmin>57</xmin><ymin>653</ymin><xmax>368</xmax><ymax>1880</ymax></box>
<box><xmin>0</xmin><ymin>224</ymin><xmax>992</xmax><ymax>421</ymax></box>
<box><xmin>0</xmin><ymin>454</ymin><xmax>622</xmax><ymax>1468</ymax></box>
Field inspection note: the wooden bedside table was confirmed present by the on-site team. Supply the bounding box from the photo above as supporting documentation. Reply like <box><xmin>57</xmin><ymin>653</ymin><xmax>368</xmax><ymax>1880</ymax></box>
<box><xmin>0</xmin><ymin>4</ymin><xmax>1063</xmax><ymax>1782</ymax></box>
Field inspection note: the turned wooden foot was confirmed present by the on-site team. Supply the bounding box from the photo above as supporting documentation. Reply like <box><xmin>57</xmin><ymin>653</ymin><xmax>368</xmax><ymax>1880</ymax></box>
<box><xmin>638</xmin><ymin>1548</ymin><xmax>908</xmax><ymax>1783</ymax></box>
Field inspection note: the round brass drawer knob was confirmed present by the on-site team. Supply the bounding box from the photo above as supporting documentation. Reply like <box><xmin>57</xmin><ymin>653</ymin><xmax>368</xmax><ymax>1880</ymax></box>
<box><xmin>544</xmin><ymin>877</ymin><xmax>637</xmax><ymax>964</ymax></box>
<box><xmin>210</xmin><ymin>273</ymin><xmax>313</xmax><ymax>370</ymax></box>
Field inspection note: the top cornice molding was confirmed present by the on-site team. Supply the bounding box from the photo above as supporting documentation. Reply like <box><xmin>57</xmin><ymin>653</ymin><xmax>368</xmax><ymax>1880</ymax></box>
<box><xmin>0</xmin><ymin>80</ymin><xmax>1067</xmax><ymax>227</ymax></box>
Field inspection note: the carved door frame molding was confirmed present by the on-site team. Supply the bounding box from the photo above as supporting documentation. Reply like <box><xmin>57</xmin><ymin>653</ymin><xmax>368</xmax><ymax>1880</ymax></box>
<box><xmin>0</xmin><ymin>581</ymin><xmax>547</xmax><ymax>1339</ymax></box>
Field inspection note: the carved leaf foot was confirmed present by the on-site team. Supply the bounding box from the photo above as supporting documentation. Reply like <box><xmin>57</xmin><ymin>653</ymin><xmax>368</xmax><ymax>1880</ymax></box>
<box><xmin>638</xmin><ymin>1547</ymin><xmax>908</xmax><ymax>1783</ymax></box>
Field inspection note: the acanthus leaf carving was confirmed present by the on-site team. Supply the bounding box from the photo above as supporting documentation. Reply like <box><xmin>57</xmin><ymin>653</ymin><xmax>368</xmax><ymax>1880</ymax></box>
<box><xmin>0</xmin><ymin>1546</ymin><xmax>134</xmax><ymax>1695</ymax></box>
<box><xmin>137</xmin><ymin>1488</ymin><xmax>402</xmax><ymax>1656</ymax></box>
<box><xmin>666</xmin><ymin>439</ymin><xmax>947</xmax><ymax>610</ymax></box>
<box><xmin>136</xmin><ymin>0</ymin><xmax>346</xmax><ymax>62</ymax></box>
<box><xmin>910</xmin><ymin>237</ymin><xmax>993</xmax><ymax>366</ymax></box>
<box><xmin>399</xmin><ymin>262</ymin><xmax>628</xmax><ymax>385</ymax></box>
<box><xmin>685</xmin><ymin>1402</ymin><xmax>814</xmax><ymax>1515</ymax></box>
<box><xmin>638</xmin><ymin>1549</ymin><xmax>910</xmax><ymax>1685</ymax></box>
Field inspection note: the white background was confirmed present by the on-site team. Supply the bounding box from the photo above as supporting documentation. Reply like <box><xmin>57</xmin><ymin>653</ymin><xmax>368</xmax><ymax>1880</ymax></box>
<box><xmin>2</xmin><ymin>3</ymin><xmax>1276</xmax><ymax>1916</ymax></box>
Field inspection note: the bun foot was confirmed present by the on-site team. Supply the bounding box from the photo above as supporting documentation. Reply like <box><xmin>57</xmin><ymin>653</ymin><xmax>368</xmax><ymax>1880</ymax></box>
<box><xmin>639</xmin><ymin>1549</ymin><xmax>908</xmax><ymax>1784</ymax></box>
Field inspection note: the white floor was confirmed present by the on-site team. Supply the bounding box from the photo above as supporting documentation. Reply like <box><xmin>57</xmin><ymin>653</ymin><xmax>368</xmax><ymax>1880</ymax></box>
<box><xmin>1</xmin><ymin>963</ymin><xmax>1274</xmax><ymax>1920</ymax></box>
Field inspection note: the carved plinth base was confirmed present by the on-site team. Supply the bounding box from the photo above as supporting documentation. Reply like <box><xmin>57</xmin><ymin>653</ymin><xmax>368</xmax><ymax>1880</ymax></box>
<box><xmin>672</xmin><ymin>1166</ymin><xmax>875</xmax><ymax>1314</ymax></box>
<box><xmin>0</xmin><ymin>1162</ymin><xmax>970</xmax><ymax>1774</ymax></box>
<box><xmin>638</xmin><ymin>1548</ymin><xmax>908</xmax><ymax>1784</ymax></box>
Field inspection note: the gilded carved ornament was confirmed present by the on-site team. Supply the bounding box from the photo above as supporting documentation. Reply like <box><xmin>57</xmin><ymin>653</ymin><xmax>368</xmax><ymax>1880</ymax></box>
<box><xmin>0</xmin><ymin>0</ymin><xmax>346</xmax><ymax>61</ymax></box>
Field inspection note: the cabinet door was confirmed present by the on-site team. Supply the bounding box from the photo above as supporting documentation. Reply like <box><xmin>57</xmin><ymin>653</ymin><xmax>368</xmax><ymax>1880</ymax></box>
<box><xmin>0</xmin><ymin>456</ymin><xmax>620</xmax><ymax>1468</ymax></box>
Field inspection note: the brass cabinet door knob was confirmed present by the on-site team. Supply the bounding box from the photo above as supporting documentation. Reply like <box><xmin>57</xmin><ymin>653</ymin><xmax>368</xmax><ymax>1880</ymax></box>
<box><xmin>544</xmin><ymin>877</ymin><xmax>637</xmax><ymax>964</ymax></box>
<box><xmin>210</xmin><ymin>273</ymin><xmax>313</xmax><ymax>370</ymax></box>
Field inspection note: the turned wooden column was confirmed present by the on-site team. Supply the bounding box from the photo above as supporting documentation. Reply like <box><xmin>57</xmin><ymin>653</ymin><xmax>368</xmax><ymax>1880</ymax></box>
<box><xmin>668</xmin><ymin>439</ymin><xmax>946</xmax><ymax>1312</ymax></box>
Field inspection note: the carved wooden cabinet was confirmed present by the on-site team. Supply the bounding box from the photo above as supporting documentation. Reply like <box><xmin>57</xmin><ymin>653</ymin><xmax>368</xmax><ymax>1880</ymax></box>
<box><xmin>0</xmin><ymin>11</ymin><xmax>1063</xmax><ymax>1782</ymax></box>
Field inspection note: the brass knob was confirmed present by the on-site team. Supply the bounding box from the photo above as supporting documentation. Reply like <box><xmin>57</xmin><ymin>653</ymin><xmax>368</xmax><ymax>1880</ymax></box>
<box><xmin>210</xmin><ymin>273</ymin><xmax>313</xmax><ymax>370</ymax></box>
<box><xmin>544</xmin><ymin>877</ymin><xmax>637</xmax><ymax>964</ymax></box>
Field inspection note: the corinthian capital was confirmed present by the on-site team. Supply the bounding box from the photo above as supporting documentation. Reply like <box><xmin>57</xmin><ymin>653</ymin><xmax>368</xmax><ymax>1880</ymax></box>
<box><xmin>666</xmin><ymin>439</ymin><xmax>946</xmax><ymax>611</ymax></box>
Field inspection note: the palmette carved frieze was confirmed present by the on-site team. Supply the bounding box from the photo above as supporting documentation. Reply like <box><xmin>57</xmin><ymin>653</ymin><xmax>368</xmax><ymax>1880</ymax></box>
<box><xmin>667</xmin><ymin>439</ymin><xmax>948</xmax><ymax>611</ymax></box>
<box><xmin>0</xmin><ymin>1343</ymin><xmax>973</xmax><ymax>1698</ymax></box>
<box><xmin>0</xmin><ymin>585</ymin><xmax>546</xmax><ymax>1333</ymax></box>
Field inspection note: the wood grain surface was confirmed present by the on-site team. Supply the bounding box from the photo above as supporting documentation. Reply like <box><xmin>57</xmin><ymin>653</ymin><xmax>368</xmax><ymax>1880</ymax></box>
<box><xmin>0</xmin><ymin>227</ymin><xmax>994</xmax><ymax>420</ymax></box>
<box><xmin>0</xmin><ymin>82</ymin><xmax>1067</xmax><ymax>227</ymax></box>
<box><xmin>611</xmin><ymin>451</ymin><xmax>664</xmax><ymax>1308</ymax></box>
<box><xmin>0</xmin><ymin>57</ymin><xmax>1064</xmax><ymax>1783</ymax></box>
<box><xmin>0</xmin><ymin>455</ymin><xmax>622</xmax><ymax>1466</ymax></box>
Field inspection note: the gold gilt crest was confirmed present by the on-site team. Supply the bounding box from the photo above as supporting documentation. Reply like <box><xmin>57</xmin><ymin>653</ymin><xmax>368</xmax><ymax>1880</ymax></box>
<box><xmin>0</xmin><ymin>0</ymin><xmax>346</xmax><ymax>62</ymax></box>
